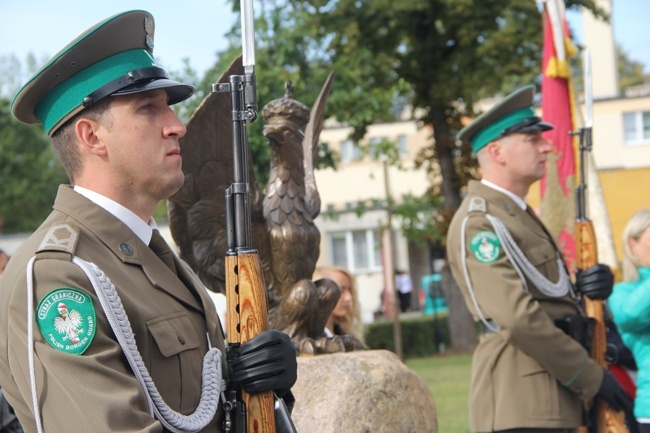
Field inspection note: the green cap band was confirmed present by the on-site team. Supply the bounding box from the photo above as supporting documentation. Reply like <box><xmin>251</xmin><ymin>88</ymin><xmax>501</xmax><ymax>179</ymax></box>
<box><xmin>470</xmin><ymin>106</ymin><xmax>535</xmax><ymax>152</ymax></box>
<box><xmin>35</xmin><ymin>49</ymin><xmax>156</xmax><ymax>134</ymax></box>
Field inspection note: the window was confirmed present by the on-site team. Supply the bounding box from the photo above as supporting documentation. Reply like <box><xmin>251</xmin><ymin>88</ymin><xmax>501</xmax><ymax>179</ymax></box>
<box><xmin>329</xmin><ymin>229</ymin><xmax>382</xmax><ymax>271</ymax></box>
<box><xmin>330</xmin><ymin>234</ymin><xmax>348</xmax><ymax>267</ymax></box>
<box><xmin>369</xmin><ymin>137</ymin><xmax>383</xmax><ymax>159</ymax></box>
<box><xmin>623</xmin><ymin>111</ymin><xmax>650</xmax><ymax>145</ymax></box>
<box><xmin>397</xmin><ymin>134</ymin><xmax>408</xmax><ymax>156</ymax></box>
<box><xmin>352</xmin><ymin>231</ymin><xmax>369</xmax><ymax>268</ymax></box>
<box><xmin>340</xmin><ymin>140</ymin><xmax>362</xmax><ymax>162</ymax></box>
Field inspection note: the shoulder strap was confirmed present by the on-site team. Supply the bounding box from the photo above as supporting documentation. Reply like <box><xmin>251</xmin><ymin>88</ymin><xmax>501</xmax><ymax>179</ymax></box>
<box><xmin>459</xmin><ymin>196</ymin><xmax>500</xmax><ymax>332</ymax></box>
<box><xmin>37</xmin><ymin>224</ymin><xmax>79</xmax><ymax>254</ymax></box>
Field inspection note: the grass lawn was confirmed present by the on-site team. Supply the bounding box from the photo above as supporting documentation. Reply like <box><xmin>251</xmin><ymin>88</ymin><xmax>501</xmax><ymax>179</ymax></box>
<box><xmin>406</xmin><ymin>351</ymin><xmax>473</xmax><ymax>433</ymax></box>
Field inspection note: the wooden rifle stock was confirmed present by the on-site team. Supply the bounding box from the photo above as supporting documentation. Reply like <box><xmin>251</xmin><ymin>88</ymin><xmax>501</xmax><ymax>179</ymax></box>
<box><xmin>574</xmin><ymin>73</ymin><xmax>627</xmax><ymax>429</ymax></box>
<box><xmin>217</xmin><ymin>55</ymin><xmax>275</xmax><ymax>432</ymax></box>
<box><xmin>576</xmin><ymin>221</ymin><xmax>627</xmax><ymax>433</ymax></box>
<box><xmin>226</xmin><ymin>252</ymin><xmax>275</xmax><ymax>433</ymax></box>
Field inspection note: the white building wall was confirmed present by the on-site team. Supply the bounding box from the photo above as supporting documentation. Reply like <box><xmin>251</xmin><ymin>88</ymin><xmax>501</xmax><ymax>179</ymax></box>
<box><xmin>581</xmin><ymin>0</ymin><xmax>619</xmax><ymax>98</ymax></box>
<box><xmin>315</xmin><ymin>120</ymin><xmax>433</xmax><ymax>322</ymax></box>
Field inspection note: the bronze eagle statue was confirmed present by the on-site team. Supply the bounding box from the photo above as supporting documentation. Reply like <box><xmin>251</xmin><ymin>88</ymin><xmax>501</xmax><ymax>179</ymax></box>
<box><xmin>168</xmin><ymin>56</ymin><xmax>362</xmax><ymax>354</ymax></box>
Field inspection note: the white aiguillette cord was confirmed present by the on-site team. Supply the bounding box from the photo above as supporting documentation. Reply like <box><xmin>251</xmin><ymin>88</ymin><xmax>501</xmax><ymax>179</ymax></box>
<box><xmin>459</xmin><ymin>214</ymin><xmax>571</xmax><ymax>333</ymax></box>
<box><xmin>26</xmin><ymin>256</ymin><xmax>226</xmax><ymax>433</ymax></box>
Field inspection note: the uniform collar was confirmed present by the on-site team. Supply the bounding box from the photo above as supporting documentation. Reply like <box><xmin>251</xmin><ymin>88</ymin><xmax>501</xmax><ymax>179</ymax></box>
<box><xmin>73</xmin><ymin>185</ymin><xmax>156</xmax><ymax>244</ymax></box>
<box><xmin>480</xmin><ymin>179</ymin><xmax>527</xmax><ymax>210</ymax></box>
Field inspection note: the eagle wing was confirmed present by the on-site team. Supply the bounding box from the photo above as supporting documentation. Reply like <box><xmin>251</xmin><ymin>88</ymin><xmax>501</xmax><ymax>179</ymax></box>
<box><xmin>168</xmin><ymin>55</ymin><xmax>271</xmax><ymax>295</ymax></box>
<box><xmin>303</xmin><ymin>71</ymin><xmax>334</xmax><ymax>219</ymax></box>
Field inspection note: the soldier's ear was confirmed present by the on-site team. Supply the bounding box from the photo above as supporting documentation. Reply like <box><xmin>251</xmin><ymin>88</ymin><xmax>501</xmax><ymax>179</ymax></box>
<box><xmin>485</xmin><ymin>140</ymin><xmax>505</xmax><ymax>164</ymax></box>
<box><xmin>75</xmin><ymin>118</ymin><xmax>107</xmax><ymax>157</ymax></box>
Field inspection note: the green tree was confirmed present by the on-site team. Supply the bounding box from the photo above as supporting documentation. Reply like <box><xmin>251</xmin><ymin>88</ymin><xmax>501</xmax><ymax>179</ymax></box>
<box><xmin>213</xmin><ymin>0</ymin><xmax>604</xmax><ymax>229</ymax></box>
<box><xmin>212</xmin><ymin>0</ymin><xmax>606</xmax><ymax>350</ymax></box>
<box><xmin>0</xmin><ymin>53</ymin><xmax>49</xmax><ymax>100</ymax></box>
<box><xmin>618</xmin><ymin>44</ymin><xmax>650</xmax><ymax>94</ymax></box>
<box><xmin>0</xmin><ymin>97</ymin><xmax>67</xmax><ymax>233</ymax></box>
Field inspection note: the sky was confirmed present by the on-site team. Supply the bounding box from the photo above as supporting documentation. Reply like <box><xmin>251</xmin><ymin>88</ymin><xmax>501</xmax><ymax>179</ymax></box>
<box><xmin>1</xmin><ymin>0</ymin><xmax>649</xmax><ymax>80</ymax></box>
<box><xmin>0</xmin><ymin>0</ymin><xmax>238</xmax><ymax>77</ymax></box>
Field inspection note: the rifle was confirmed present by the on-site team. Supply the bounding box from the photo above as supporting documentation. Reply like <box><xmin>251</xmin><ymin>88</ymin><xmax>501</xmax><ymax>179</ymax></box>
<box><xmin>574</xmin><ymin>48</ymin><xmax>628</xmax><ymax>433</ymax></box>
<box><xmin>214</xmin><ymin>0</ymin><xmax>275</xmax><ymax>431</ymax></box>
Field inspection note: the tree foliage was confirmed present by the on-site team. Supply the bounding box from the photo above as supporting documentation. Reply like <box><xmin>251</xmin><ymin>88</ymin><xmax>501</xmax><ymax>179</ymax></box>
<box><xmin>213</xmin><ymin>0</ymin><xmax>606</xmax><ymax>351</ymax></box>
<box><xmin>618</xmin><ymin>44</ymin><xmax>650</xmax><ymax>94</ymax></box>
<box><xmin>0</xmin><ymin>97</ymin><xmax>67</xmax><ymax>233</ymax></box>
<box><xmin>217</xmin><ymin>0</ymin><xmax>604</xmax><ymax>226</ymax></box>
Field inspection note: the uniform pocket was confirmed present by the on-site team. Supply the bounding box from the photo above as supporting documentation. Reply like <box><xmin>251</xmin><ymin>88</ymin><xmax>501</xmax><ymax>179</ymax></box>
<box><xmin>525</xmin><ymin>242</ymin><xmax>563</xmax><ymax>291</ymax></box>
<box><xmin>146</xmin><ymin>312</ymin><xmax>203</xmax><ymax>412</ymax></box>
<box><xmin>516</xmin><ymin>350</ymin><xmax>558</xmax><ymax>420</ymax></box>
<box><xmin>517</xmin><ymin>349</ymin><xmax>545</xmax><ymax>376</ymax></box>
<box><xmin>527</xmin><ymin>243</ymin><xmax>556</xmax><ymax>269</ymax></box>
<box><xmin>147</xmin><ymin>312</ymin><xmax>200</xmax><ymax>357</ymax></box>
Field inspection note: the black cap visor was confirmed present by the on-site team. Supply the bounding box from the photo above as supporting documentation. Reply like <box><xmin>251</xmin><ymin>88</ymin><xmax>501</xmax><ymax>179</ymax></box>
<box><xmin>113</xmin><ymin>78</ymin><xmax>195</xmax><ymax>105</ymax></box>
<box><xmin>501</xmin><ymin>116</ymin><xmax>554</xmax><ymax>137</ymax></box>
<box><xmin>83</xmin><ymin>66</ymin><xmax>194</xmax><ymax>108</ymax></box>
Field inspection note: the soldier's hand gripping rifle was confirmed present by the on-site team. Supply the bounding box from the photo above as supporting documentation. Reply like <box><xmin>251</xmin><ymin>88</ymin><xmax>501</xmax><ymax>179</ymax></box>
<box><xmin>574</xmin><ymin>49</ymin><xmax>628</xmax><ymax>433</ymax></box>
<box><xmin>213</xmin><ymin>1</ymin><xmax>286</xmax><ymax>432</ymax></box>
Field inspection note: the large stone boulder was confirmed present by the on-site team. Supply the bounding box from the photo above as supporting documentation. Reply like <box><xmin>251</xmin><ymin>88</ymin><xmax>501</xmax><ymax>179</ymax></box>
<box><xmin>290</xmin><ymin>350</ymin><xmax>438</xmax><ymax>433</ymax></box>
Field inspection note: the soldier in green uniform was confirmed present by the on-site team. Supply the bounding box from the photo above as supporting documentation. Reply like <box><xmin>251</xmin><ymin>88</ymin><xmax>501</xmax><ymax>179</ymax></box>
<box><xmin>0</xmin><ymin>11</ymin><xmax>296</xmax><ymax>433</ymax></box>
<box><xmin>447</xmin><ymin>85</ymin><xmax>631</xmax><ymax>433</ymax></box>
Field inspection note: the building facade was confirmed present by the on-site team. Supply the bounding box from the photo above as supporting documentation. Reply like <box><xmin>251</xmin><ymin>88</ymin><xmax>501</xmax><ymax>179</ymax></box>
<box><xmin>315</xmin><ymin>119</ymin><xmax>434</xmax><ymax>322</ymax></box>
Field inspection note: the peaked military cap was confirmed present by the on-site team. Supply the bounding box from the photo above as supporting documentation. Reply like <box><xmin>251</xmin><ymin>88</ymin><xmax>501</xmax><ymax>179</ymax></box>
<box><xmin>456</xmin><ymin>85</ymin><xmax>554</xmax><ymax>153</ymax></box>
<box><xmin>11</xmin><ymin>10</ymin><xmax>195</xmax><ymax>136</ymax></box>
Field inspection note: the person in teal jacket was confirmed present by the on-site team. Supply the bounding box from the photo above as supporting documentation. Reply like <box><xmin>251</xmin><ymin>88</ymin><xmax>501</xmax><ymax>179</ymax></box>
<box><xmin>610</xmin><ymin>209</ymin><xmax>650</xmax><ymax>432</ymax></box>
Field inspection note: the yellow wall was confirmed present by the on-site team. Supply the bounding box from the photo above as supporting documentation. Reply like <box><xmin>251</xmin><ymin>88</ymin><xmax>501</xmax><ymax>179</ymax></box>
<box><xmin>599</xmin><ymin>167</ymin><xmax>650</xmax><ymax>263</ymax></box>
<box><xmin>527</xmin><ymin>167</ymin><xmax>650</xmax><ymax>267</ymax></box>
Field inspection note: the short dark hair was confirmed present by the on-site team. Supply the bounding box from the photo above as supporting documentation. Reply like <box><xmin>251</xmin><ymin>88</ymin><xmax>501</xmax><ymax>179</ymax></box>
<box><xmin>51</xmin><ymin>97</ymin><xmax>113</xmax><ymax>181</ymax></box>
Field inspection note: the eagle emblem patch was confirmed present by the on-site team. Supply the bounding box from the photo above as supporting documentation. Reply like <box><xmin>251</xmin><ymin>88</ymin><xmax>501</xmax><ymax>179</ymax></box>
<box><xmin>37</xmin><ymin>288</ymin><xmax>96</xmax><ymax>355</ymax></box>
<box><xmin>470</xmin><ymin>231</ymin><xmax>501</xmax><ymax>263</ymax></box>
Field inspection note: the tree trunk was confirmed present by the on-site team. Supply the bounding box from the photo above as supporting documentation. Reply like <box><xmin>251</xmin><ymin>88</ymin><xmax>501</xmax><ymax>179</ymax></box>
<box><xmin>441</xmin><ymin>262</ymin><xmax>477</xmax><ymax>351</ymax></box>
<box><xmin>431</xmin><ymin>109</ymin><xmax>461</xmax><ymax>213</ymax></box>
<box><xmin>430</xmin><ymin>111</ymin><xmax>477</xmax><ymax>352</ymax></box>
<box><xmin>407</xmin><ymin>240</ymin><xmax>430</xmax><ymax>311</ymax></box>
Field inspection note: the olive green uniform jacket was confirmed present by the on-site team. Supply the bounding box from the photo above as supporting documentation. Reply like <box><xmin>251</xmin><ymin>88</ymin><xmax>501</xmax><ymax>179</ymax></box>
<box><xmin>0</xmin><ymin>185</ymin><xmax>227</xmax><ymax>432</ymax></box>
<box><xmin>446</xmin><ymin>181</ymin><xmax>603</xmax><ymax>432</ymax></box>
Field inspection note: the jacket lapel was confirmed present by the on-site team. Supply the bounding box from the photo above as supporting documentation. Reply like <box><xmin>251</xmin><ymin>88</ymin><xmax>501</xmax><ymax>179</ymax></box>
<box><xmin>476</xmin><ymin>183</ymin><xmax>549</xmax><ymax>239</ymax></box>
<box><xmin>54</xmin><ymin>186</ymin><xmax>205</xmax><ymax>313</ymax></box>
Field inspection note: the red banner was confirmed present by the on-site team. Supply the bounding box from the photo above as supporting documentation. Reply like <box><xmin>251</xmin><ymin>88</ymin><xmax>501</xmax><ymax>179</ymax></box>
<box><xmin>539</xmin><ymin>2</ymin><xmax>579</xmax><ymax>273</ymax></box>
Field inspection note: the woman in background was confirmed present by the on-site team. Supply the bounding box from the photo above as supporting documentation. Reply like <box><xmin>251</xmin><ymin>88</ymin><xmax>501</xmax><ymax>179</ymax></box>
<box><xmin>609</xmin><ymin>209</ymin><xmax>650</xmax><ymax>432</ymax></box>
<box><xmin>312</xmin><ymin>266</ymin><xmax>365</xmax><ymax>345</ymax></box>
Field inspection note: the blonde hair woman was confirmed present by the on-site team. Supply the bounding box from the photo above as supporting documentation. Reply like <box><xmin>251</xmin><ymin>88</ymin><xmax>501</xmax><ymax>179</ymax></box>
<box><xmin>610</xmin><ymin>209</ymin><xmax>650</xmax><ymax>431</ymax></box>
<box><xmin>312</xmin><ymin>266</ymin><xmax>365</xmax><ymax>345</ymax></box>
<box><xmin>621</xmin><ymin>209</ymin><xmax>650</xmax><ymax>282</ymax></box>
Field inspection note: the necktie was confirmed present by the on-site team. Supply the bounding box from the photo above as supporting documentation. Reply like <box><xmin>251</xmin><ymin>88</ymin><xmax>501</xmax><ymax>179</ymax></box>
<box><xmin>149</xmin><ymin>229</ymin><xmax>177</xmax><ymax>276</ymax></box>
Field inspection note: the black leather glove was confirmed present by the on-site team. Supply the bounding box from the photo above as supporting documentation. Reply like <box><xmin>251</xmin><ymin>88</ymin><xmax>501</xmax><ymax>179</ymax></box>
<box><xmin>576</xmin><ymin>263</ymin><xmax>614</xmax><ymax>300</ymax></box>
<box><xmin>596</xmin><ymin>370</ymin><xmax>633</xmax><ymax>413</ymax></box>
<box><xmin>228</xmin><ymin>329</ymin><xmax>297</xmax><ymax>396</ymax></box>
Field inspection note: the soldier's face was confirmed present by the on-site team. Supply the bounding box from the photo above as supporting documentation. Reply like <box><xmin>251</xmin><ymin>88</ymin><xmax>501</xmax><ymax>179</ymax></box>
<box><xmin>499</xmin><ymin>131</ymin><xmax>553</xmax><ymax>184</ymax></box>
<box><xmin>98</xmin><ymin>90</ymin><xmax>187</xmax><ymax>205</ymax></box>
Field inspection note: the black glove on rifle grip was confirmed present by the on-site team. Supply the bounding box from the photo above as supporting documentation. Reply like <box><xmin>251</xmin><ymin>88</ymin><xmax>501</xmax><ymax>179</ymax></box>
<box><xmin>576</xmin><ymin>263</ymin><xmax>614</xmax><ymax>300</ymax></box>
<box><xmin>596</xmin><ymin>370</ymin><xmax>633</xmax><ymax>413</ymax></box>
<box><xmin>228</xmin><ymin>329</ymin><xmax>297</xmax><ymax>396</ymax></box>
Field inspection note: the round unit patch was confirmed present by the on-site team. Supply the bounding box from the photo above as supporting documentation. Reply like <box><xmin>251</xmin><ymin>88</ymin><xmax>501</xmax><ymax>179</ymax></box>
<box><xmin>36</xmin><ymin>288</ymin><xmax>96</xmax><ymax>355</ymax></box>
<box><xmin>470</xmin><ymin>231</ymin><xmax>501</xmax><ymax>263</ymax></box>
